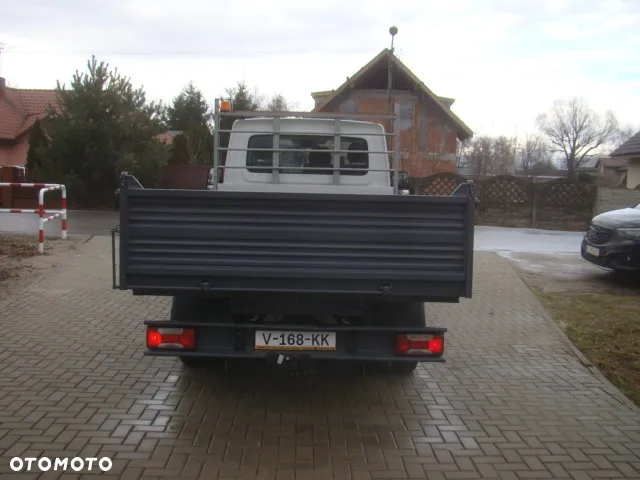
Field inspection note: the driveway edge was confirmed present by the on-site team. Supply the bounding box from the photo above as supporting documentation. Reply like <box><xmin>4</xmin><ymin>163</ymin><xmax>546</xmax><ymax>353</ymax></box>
<box><xmin>504</xmin><ymin>257</ymin><xmax>640</xmax><ymax>413</ymax></box>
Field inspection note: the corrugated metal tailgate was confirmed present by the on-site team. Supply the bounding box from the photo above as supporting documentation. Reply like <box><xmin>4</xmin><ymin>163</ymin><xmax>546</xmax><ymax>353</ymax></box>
<box><xmin>119</xmin><ymin>189</ymin><xmax>473</xmax><ymax>299</ymax></box>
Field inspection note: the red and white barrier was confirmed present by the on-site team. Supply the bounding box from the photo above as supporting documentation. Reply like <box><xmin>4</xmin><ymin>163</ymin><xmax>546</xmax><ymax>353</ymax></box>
<box><xmin>0</xmin><ymin>183</ymin><xmax>67</xmax><ymax>254</ymax></box>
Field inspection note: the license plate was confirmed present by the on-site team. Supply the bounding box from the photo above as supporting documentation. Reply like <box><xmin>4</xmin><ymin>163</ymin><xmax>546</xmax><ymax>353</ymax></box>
<box><xmin>585</xmin><ymin>245</ymin><xmax>600</xmax><ymax>257</ymax></box>
<box><xmin>254</xmin><ymin>331</ymin><xmax>336</xmax><ymax>351</ymax></box>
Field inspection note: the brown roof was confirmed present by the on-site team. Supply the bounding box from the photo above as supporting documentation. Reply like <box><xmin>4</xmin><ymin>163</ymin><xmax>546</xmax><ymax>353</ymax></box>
<box><xmin>0</xmin><ymin>79</ymin><xmax>59</xmax><ymax>140</ymax></box>
<box><xmin>610</xmin><ymin>130</ymin><xmax>640</xmax><ymax>157</ymax></box>
<box><xmin>312</xmin><ymin>49</ymin><xmax>473</xmax><ymax>140</ymax></box>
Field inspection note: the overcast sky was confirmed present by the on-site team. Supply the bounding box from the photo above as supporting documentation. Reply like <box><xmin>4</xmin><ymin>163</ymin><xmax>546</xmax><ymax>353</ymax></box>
<box><xmin>2</xmin><ymin>0</ymin><xmax>639</xmax><ymax>137</ymax></box>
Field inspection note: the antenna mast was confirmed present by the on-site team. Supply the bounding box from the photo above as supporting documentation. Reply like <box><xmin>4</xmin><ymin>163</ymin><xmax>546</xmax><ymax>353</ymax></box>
<box><xmin>387</xmin><ymin>26</ymin><xmax>398</xmax><ymax>115</ymax></box>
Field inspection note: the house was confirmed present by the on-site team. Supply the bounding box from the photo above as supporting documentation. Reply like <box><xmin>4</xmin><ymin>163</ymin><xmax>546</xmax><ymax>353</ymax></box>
<box><xmin>0</xmin><ymin>77</ymin><xmax>58</xmax><ymax>206</ymax></box>
<box><xmin>574</xmin><ymin>155</ymin><xmax>631</xmax><ymax>187</ymax></box>
<box><xmin>0</xmin><ymin>77</ymin><xmax>58</xmax><ymax>169</ymax></box>
<box><xmin>155</xmin><ymin>130</ymin><xmax>183</xmax><ymax>145</ymax></box>
<box><xmin>311</xmin><ymin>49</ymin><xmax>473</xmax><ymax>177</ymax></box>
<box><xmin>610</xmin><ymin>130</ymin><xmax>640</xmax><ymax>189</ymax></box>
<box><xmin>576</xmin><ymin>155</ymin><xmax>601</xmax><ymax>177</ymax></box>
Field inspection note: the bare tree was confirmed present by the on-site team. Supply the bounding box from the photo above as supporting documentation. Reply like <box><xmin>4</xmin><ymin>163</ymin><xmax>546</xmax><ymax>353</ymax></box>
<box><xmin>266</xmin><ymin>93</ymin><xmax>297</xmax><ymax>112</ymax></box>
<box><xmin>491</xmin><ymin>136</ymin><xmax>517</xmax><ymax>175</ymax></box>
<box><xmin>461</xmin><ymin>135</ymin><xmax>516</xmax><ymax>178</ymax></box>
<box><xmin>612</xmin><ymin>125</ymin><xmax>636</xmax><ymax>149</ymax></box>
<box><xmin>518</xmin><ymin>134</ymin><xmax>553</xmax><ymax>177</ymax></box>
<box><xmin>536</xmin><ymin>97</ymin><xmax>618</xmax><ymax>178</ymax></box>
<box><xmin>465</xmin><ymin>136</ymin><xmax>493</xmax><ymax>178</ymax></box>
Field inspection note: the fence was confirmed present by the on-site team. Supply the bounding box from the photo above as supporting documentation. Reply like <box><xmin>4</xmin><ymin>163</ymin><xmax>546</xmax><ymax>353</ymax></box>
<box><xmin>0</xmin><ymin>183</ymin><xmax>67</xmax><ymax>253</ymax></box>
<box><xmin>161</xmin><ymin>165</ymin><xmax>212</xmax><ymax>190</ymax></box>
<box><xmin>412</xmin><ymin>173</ymin><xmax>597</xmax><ymax>231</ymax></box>
<box><xmin>594</xmin><ymin>187</ymin><xmax>640</xmax><ymax>216</ymax></box>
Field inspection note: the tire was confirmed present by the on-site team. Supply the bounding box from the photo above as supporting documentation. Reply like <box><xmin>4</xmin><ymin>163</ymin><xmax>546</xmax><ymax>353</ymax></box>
<box><xmin>179</xmin><ymin>355</ymin><xmax>206</xmax><ymax>368</ymax></box>
<box><xmin>170</xmin><ymin>295</ymin><xmax>228</xmax><ymax>369</ymax></box>
<box><xmin>389</xmin><ymin>361</ymin><xmax>418</xmax><ymax>373</ymax></box>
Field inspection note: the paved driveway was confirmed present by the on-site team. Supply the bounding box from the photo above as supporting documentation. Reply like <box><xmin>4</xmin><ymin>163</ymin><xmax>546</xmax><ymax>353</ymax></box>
<box><xmin>0</xmin><ymin>237</ymin><xmax>639</xmax><ymax>479</ymax></box>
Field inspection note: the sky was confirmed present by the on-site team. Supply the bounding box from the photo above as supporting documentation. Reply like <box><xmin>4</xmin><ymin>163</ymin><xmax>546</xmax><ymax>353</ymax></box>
<box><xmin>1</xmin><ymin>0</ymin><xmax>639</xmax><ymax>137</ymax></box>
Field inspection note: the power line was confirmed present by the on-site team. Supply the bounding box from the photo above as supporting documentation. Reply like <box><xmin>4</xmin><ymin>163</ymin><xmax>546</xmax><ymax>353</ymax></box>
<box><xmin>2</xmin><ymin>48</ymin><xmax>373</xmax><ymax>57</ymax></box>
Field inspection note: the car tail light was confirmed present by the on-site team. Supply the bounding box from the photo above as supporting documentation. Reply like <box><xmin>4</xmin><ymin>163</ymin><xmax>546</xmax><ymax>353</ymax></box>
<box><xmin>395</xmin><ymin>334</ymin><xmax>444</xmax><ymax>356</ymax></box>
<box><xmin>147</xmin><ymin>328</ymin><xmax>195</xmax><ymax>350</ymax></box>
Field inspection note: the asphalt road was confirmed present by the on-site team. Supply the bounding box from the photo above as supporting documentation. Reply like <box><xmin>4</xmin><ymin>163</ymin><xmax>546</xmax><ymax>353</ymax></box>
<box><xmin>2</xmin><ymin>210</ymin><xmax>587</xmax><ymax>254</ymax></box>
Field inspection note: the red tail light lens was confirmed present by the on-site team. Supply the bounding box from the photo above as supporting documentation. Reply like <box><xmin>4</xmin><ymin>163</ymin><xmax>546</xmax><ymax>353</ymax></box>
<box><xmin>147</xmin><ymin>328</ymin><xmax>195</xmax><ymax>350</ymax></box>
<box><xmin>395</xmin><ymin>334</ymin><xmax>444</xmax><ymax>356</ymax></box>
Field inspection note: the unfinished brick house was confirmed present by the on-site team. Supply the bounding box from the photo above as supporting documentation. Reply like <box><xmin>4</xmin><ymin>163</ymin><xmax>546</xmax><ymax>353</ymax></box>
<box><xmin>312</xmin><ymin>49</ymin><xmax>473</xmax><ymax>177</ymax></box>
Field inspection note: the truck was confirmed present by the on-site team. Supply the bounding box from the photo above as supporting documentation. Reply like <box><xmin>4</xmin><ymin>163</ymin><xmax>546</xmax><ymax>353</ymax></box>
<box><xmin>113</xmin><ymin>100</ymin><xmax>477</xmax><ymax>373</ymax></box>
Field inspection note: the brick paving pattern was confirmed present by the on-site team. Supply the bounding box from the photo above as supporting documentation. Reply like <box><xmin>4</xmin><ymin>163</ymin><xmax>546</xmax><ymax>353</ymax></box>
<box><xmin>0</xmin><ymin>236</ymin><xmax>638</xmax><ymax>479</ymax></box>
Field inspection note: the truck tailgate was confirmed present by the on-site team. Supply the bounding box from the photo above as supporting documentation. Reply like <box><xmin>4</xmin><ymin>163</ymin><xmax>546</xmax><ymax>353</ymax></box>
<box><xmin>118</xmin><ymin>189</ymin><xmax>474</xmax><ymax>300</ymax></box>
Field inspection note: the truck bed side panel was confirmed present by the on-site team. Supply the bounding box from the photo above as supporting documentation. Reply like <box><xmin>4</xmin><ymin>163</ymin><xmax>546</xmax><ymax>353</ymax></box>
<box><xmin>119</xmin><ymin>189</ymin><xmax>474</xmax><ymax>300</ymax></box>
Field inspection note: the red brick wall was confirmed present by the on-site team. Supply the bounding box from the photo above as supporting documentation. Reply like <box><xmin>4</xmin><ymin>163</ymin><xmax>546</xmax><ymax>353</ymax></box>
<box><xmin>324</xmin><ymin>93</ymin><xmax>458</xmax><ymax>177</ymax></box>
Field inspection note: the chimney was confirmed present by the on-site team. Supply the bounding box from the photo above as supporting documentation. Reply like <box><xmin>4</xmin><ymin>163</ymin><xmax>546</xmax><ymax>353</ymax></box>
<box><xmin>0</xmin><ymin>77</ymin><xmax>5</xmax><ymax>99</ymax></box>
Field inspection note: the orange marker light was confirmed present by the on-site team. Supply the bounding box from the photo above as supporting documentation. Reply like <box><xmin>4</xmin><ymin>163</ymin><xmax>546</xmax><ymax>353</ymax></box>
<box><xmin>220</xmin><ymin>100</ymin><xmax>232</xmax><ymax>112</ymax></box>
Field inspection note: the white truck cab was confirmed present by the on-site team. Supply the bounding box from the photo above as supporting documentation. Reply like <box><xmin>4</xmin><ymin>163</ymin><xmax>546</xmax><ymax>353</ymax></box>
<box><xmin>209</xmin><ymin>116</ymin><xmax>405</xmax><ymax>195</ymax></box>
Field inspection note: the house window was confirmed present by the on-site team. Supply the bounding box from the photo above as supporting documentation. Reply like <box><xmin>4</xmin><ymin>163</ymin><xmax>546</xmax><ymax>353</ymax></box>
<box><xmin>397</xmin><ymin>100</ymin><xmax>413</xmax><ymax>130</ymax></box>
<box><xmin>340</xmin><ymin>98</ymin><xmax>358</xmax><ymax>113</ymax></box>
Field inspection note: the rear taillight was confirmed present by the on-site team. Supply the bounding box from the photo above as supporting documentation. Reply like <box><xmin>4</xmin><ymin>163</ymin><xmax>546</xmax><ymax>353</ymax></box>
<box><xmin>395</xmin><ymin>334</ymin><xmax>444</xmax><ymax>356</ymax></box>
<box><xmin>147</xmin><ymin>328</ymin><xmax>195</xmax><ymax>349</ymax></box>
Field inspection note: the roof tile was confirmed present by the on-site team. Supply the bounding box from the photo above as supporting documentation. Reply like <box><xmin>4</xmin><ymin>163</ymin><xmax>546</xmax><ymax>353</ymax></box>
<box><xmin>0</xmin><ymin>85</ymin><xmax>58</xmax><ymax>140</ymax></box>
<box><xmin>610</xmin><ymin>130</ymin><xmax>640</xmax><ymax>157</ymax></box>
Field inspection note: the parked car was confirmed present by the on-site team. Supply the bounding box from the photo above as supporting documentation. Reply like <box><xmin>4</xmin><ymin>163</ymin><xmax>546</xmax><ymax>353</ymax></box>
<box><xmin>581</xmin><ymin>203</ymin><xmax>640</xmax><ymax>272</ymax></box>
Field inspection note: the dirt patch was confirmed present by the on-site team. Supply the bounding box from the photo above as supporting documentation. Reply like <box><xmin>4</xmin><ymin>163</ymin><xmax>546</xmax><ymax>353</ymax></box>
<box><xmin>0</xmin><ymin>234</ymin><xmax>81</xmax><ymax>303</ymax></box>
<box><xmin>505</xmin><ymin>251</ymin><xmax>640</xmax><ymax>407</ymax></box>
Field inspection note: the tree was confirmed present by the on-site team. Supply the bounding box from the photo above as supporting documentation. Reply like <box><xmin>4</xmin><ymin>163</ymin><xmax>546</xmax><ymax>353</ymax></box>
<box><xmin>166</xmin><ymin>82</ymin><xmax>212</xmax><ymax>130</ymax></box>
<box><xmin>491</xmin><ymin>136</ymin><xmax>517</xmax><ymax>175</ymax></box>
<box><xmin>166</xmin><ymin>83</ymin><xmax>213</xmax><ymax>165</ymax></box>
<box><xmin>168</xmin><ymin>133</ymin><xmax>190</xmax><ymax>165</ymax></box>
<box><xmin>32</xmin><ymin>56</ymin><xmax>166</xmax><ymax>205</ymax></box>
<box><xmin>224</xmin><ymin>80</ymin><xmax>262</xmax><ymax>111</ymax></box>
<box><xmin>215</xmin><ymin>81</ymin><xmax>263</xmax><ymax>169</ymax></box>
<box><xmin>612</xmin><ymin>125</ymin><xmax>636</xmax><ymax>149</ymax></box>
<box><xmin>536</xmin><ymin>97</ymin><xmax>618</xmax><ymax>178</ymax></box>
<box><xmin>461</xmin><ymin>135</ymin><xmax>516</xmax><ymax>178</ymax></box>
<box><xmin>266</xmin><ymin>93</ymin><xmax>296</xmax><ymax>112</ymax></box>
<box><xmin>518</xmin><ymin>134</ymin><xmax>553</xmax><ymax>177</ymax></box>
<box><xmin>26</xmin><ymin>119</ymin><xmax>49</xmax><ymax>174</ymax></box>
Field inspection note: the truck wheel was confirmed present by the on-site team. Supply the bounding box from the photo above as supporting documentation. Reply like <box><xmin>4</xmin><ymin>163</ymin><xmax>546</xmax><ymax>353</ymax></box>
<box><xmin>179</xmin><ymin>356</ymin><xmax>205</xmax><ymax>368</ymax></box>
<box><xmin>390</xmin><ymin>361</ymin><xmax>418</xmax><ymax>373</ymax></box>
<box><xmin>374</xmin><ymin>301</ymin><xmax>425</xmax><ymax>374</ymax></box>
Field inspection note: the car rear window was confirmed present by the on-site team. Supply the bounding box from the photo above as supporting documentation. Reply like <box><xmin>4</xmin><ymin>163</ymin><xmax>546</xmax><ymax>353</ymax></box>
<box><xmin>246</xmin><ymin>135</ymin><xmax>368</xmax><ymax>176</ymax></box>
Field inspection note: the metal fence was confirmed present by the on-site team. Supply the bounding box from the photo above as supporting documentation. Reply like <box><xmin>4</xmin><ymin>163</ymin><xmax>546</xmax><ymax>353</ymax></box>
<box><xmin>0</xmin><ymin>183</ymin><xmax>68</xmax><ymax>253</ymax></box>
<box><xmin>210</xmin><ymin>100</ymin><xmax>402</xmax><ymax>193</ymax></box>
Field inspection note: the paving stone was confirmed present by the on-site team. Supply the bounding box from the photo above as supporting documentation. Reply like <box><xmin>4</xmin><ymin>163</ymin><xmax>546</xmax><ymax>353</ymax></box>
<box><xmin>0</xmin><ymin>237</ymin><xmax>638</xmax><ymax>479</ymax></box>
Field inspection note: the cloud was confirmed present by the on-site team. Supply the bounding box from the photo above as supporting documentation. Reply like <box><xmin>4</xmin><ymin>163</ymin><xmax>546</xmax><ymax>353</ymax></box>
<box><xmin>1</xmin><ymin>0</ymin><xmax>639</xmax><ymax>136</ymax></box>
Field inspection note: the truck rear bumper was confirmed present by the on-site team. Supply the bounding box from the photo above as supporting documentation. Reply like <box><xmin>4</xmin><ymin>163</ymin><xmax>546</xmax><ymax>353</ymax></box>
<box><xmin>143</xmin><ymin>320</ymin><xmax>447</xmax><ymax>363</ymax></box>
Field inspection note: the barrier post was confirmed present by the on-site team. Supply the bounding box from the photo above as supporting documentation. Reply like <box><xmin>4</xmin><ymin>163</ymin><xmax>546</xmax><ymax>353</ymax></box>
<box><xmin>61</xmin><ymin>185</ymin><xmax>68</xmax><ymax>240</ymax></box>
<box><xmin>38</xmin><ymin>199</ymin><xmax>45</xmax><ymax>254</ymax></box>
<box><xmin>0</xmin><ymin>183</ymin><xmax>66</xmax><ymax>254</ymax></box>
